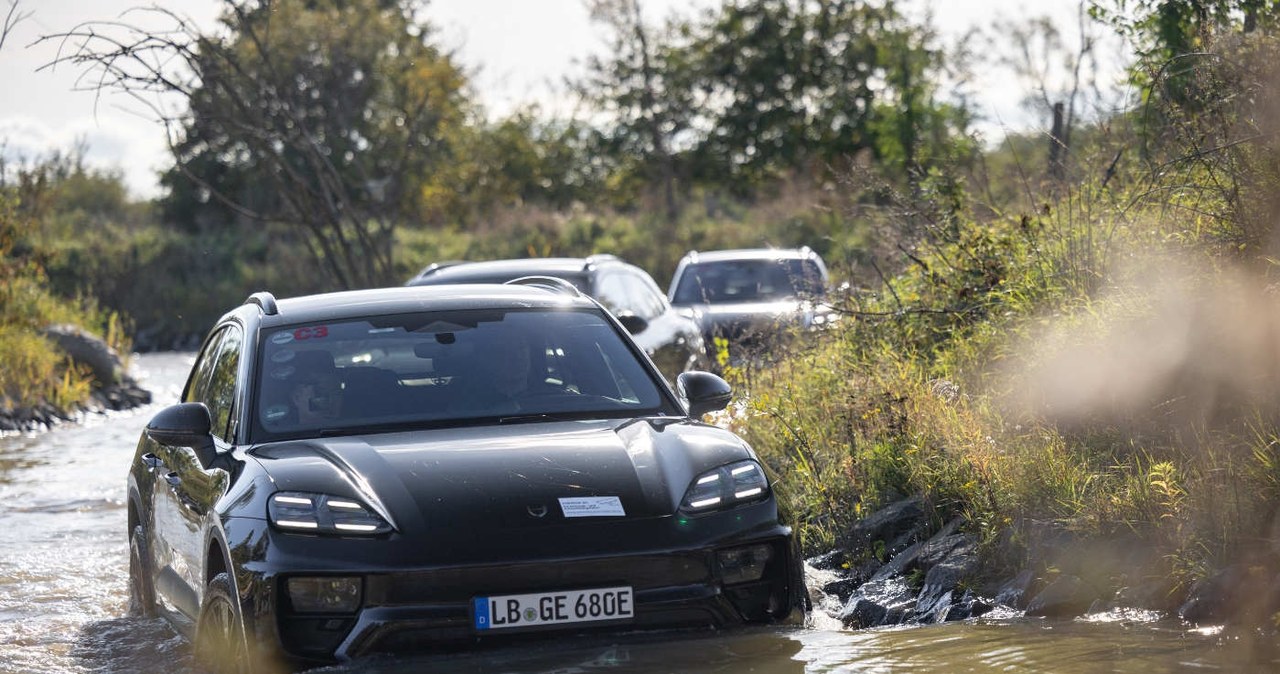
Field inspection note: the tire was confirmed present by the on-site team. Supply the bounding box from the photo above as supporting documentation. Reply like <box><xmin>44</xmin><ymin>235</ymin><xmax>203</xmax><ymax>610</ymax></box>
<box><xmin>128</xmin><ymin>525</ymin><xmax>156</xmax><ymax>618</ymax></box>
<box><xmin>194</xmin><ymin>572</ymin><xmax>252</xmax><ymax>674</ymax></box>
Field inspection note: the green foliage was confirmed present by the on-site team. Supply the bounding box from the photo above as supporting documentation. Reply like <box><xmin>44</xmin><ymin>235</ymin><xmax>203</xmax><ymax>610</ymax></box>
<box><xmin>576</xmin><ymin>0</ymin><xmax>975</xmax><ymax>214</ymax></box>
<box><xmin>158</xmin><ymin>0</ymin><xmax>469</xmax><ymax>287</ymax></box>
<box><xmin>0</xmin><ymin>166</ymin><xmax>126</xmax><ymax>412</ymax></box>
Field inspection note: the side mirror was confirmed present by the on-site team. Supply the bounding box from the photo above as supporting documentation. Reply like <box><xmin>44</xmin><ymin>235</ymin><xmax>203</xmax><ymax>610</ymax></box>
<box><xmin>677</xmin><ymin>371</ymin><xmax>732</xmax><ymax>418</ymax></box>
<box><xmin>146</xmin><ymin>403</ymin><xmax>217</xmax><ymax>468</ymax></box>
<box><xmin>616</xmin><ymin>311</ymin><xmax>649</xmax><ymax>335</ymax></box>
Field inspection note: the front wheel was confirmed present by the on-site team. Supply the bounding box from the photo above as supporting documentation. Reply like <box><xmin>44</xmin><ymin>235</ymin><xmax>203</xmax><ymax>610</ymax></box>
<box><xmin>127</xmin><ymin>525</ymin><xmax>156</xmax><ymax>618</ymax></box>
<box><xmin>194</xmin><ymin>572</ymin><xmax>251</xmax><ymax>674</ymax></box>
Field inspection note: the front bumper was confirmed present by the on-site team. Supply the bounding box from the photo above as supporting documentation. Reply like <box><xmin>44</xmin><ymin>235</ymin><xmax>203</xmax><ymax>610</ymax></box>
<box><xmin>225</xmin><ymin>504</ymin><xmax>805</xmax><ymax>664</ymax></box>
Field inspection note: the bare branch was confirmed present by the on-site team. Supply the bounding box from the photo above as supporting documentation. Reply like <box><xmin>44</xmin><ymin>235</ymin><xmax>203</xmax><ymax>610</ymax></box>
<box><xmin>0</xmin><ymin>0</ymin><xmax>32</xmax><ymax>53</ymax></box>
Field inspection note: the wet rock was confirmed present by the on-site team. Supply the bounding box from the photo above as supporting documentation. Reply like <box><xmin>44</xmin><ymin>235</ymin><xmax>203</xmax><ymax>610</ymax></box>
<box><xmin>870</xmin><ymin>541</ymin><xmax>922</xmax><ymax>582</ymax></box>
<box><xmin>808</xmin><ymin>550</ymin><xmax>850</xmax><ymax>571</ymax></box>
<box><xmin>922</xmin><ymin>537</ymin><xmax>980</xmax><ymax>590</ymax></box>
<box><xmin>914</xmin><ymin>587</ymin><xmax>955</xmax><ymax>623</ymax></box>
<box><xmin>839</xmin><ymin>577</ymin><xmax>918</xmax><ymax>628</ymax></box>
<box><xmin>41</xmin><ymin>324</ymin><xmax>125</xmax><ymax>386</ymax></box>
<box><xmin>1026</xmin><ymin>575</ymin><xmax>1097</xmax><ymax>618</ymax></box>
<box><xmin>946</xmin><ymin>590</ymin><xmax>995</xmax><ymax>621</ymax></box>
<box><xmin>846</xmin><ymin>497</ymin><xmax>926</xmax><ymax>556</ymax></box>
<box><xmin>1109</xmin><ymin>577</ymin><xmax>1180</xmax><ymax>613</ymax></box>
<box><xmin>996</xmin><ymin>569</ymin><xmax>1034</xmax><ymax>609</ymax></box>
<box><xmin>821</xmin><ymin>577</ymin><xmax>863</xmax><ymax>603</ymax></box>
<box><xmin>1175</xmin><ymin>564</ymin><xmax>1280</xmax><ymax>625</ymax></box>
<box><xmin>916</xmin><ymin>525</ymin><xmax>968</xmax><ymax>570</ymax></box>
<box><xmin>914</xmin><ymin>536</ymin><xmax>980</xmax><ymax>623</ymax></box>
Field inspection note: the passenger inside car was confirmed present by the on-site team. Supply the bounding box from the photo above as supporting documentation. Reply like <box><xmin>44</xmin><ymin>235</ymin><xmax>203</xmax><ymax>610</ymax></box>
<box><xmin>261</xmin><ymin>350</ymin><xmax>344</xmax><ymax>429</ymax></box>
<box><xmin>453</xmin><ymin>329</ymin><xmax>548</xmax><ymax>414</ymax></box>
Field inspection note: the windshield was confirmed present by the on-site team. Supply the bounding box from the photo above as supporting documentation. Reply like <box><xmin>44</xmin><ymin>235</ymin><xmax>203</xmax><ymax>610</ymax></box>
<box><xmin>252</xmin><ymin>307</ymin><xmax>670</xmax><ymax>442</ymax></box>
<box><xmin>672</xmin><ymin>259</ymin><xmax>826</xmax><ymax>305</ymax></box>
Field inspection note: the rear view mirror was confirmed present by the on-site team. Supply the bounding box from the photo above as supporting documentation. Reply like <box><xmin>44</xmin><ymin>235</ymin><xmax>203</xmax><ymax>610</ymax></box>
<box><xmin>146</xmin><ymin>402</ymin><xmax>217</xmax><ymax>468</ymax></box>
<box><xmin>677</xmin><ymin>371</ymin><xmax>732</xmax><ymax>417</ymax></box>
<box><xmin>616</xmin><ymin>311</ymin><xmax>649</xmax><ymax>335</ymax></box>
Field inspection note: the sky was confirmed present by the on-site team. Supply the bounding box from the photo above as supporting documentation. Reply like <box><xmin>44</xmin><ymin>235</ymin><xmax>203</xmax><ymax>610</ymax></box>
<box><xmin>0</xmin><ymin>0</ymin><xmax>1128</xmax><ymax>199</ymax></box>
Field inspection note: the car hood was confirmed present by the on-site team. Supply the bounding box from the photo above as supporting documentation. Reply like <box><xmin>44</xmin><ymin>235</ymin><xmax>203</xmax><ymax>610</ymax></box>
<box><xmin>249</xmin><ymin>418</ymin><xmax>754</xmax><ymax>534</ymax></box>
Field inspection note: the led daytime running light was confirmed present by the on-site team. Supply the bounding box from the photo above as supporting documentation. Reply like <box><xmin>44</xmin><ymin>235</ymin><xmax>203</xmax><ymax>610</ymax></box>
<box><xmin>269</xmin><ymin>491</ymin><xmax>392</xmax><ymax>535</ymax></box>
<box><xmin>680</xmin><ymin>460</ymin><xmax>769</xmax><ymax>513</ymax></box>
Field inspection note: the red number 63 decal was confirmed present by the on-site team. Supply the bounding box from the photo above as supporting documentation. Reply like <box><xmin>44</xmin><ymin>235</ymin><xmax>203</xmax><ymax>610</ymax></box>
<box><xmin>293</xmin><ymin>326</ymin><xmax>329</xmax><ymax>340</ymax></box>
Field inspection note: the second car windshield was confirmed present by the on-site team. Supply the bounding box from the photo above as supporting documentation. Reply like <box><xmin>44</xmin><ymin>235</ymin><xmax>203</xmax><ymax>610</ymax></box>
<box><xmin>672</xmin><ymin>259</ymin><xmax>825</xmax><ymax>305</ymax></box>
<box><xmin>252</xmin><ymin>307</ymin><xmax>669</xmax><ymax>441</ymax></box>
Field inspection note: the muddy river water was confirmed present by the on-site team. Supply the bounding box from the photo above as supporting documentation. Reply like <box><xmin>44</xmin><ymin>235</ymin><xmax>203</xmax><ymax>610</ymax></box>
<box><xmin>1</xmin><ymin>353</ymin><xmax>1277</xmax><ymax>673</ymax></box>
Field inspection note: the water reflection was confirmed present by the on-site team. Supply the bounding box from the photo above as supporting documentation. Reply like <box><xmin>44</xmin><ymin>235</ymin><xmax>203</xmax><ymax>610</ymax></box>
<box><xmin>4</xmin><ymin>353</ymin><xmax>1280</xmax><ymax>674</ymax></box>
<box><xmin>311</xmin><ymin>628</ymin><xmax>805</xmax><ymax>674</ymax></box>
<box><xmin>795</xmin><ymin>620</ymin><xmax>1280</xmax><ymax>673</ymax></box>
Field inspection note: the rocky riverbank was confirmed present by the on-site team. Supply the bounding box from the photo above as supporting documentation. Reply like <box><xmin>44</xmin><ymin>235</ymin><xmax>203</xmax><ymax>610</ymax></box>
<box><xmin>809</xmin><ymin>496</ymin><xmax>1280</xmax><ymax>629</ymax></box>
<box><xmin>0</xmin><ymin>325</ymin><xmax>152</xmax><ymax>432</ymax></box>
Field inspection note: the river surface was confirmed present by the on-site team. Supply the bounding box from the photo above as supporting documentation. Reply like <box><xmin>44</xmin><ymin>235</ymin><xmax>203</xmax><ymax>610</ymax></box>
<box><xmin>1</xmin><ymin>352</ymin><xmax>1278</xmax><ymax>673</ymax></box>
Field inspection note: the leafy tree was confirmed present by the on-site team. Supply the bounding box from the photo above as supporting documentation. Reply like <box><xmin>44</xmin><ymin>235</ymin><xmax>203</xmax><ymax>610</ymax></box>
<box><xmin>579</xmin><ymin>0</ymin><xmax>694</xmax><ymax>221</ymax></box>
<box><xmin>50</xmin><ymin>0</ymin><xmax>469</xmax><ymax>288</ymax></box>
<box><xmin>419</xmin><ymin>109</ymin><xmax>607</xmax><ymax>226</ymax></box>
<box><xmin>1091</xmin><ymin>0</ymin><xmax>1280</xmax><ymax>106</ymax></box>
<box><xmin>686</xmin><ymin>0</ymin><xmax>967</xmax><ymax>190</ymax></box>
<box><xmin>576</xmin><ymin>0</ymin><xmax>973</xmax><ymax>203</ymax></box>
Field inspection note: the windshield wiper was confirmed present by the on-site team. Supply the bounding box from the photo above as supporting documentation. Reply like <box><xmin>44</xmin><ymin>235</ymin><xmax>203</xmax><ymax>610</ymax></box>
<box><xmin>498</xmin><ymin>411</ymin><xmax>609</xmax><ymax>425</ymax></box>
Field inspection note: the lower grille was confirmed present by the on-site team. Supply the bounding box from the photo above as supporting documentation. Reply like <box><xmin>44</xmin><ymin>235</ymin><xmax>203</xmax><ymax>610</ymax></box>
<box><xmin>366</xmin><ymin>554</ymin><xmax>711</xmax><ymax>606</ymax></box>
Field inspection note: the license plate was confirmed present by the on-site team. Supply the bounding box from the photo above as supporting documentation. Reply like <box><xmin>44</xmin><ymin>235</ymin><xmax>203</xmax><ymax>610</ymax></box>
<box><xmin>473</xmin><ymin>586</ymin><xmax>633</xmax><ymax>631</ymax></box>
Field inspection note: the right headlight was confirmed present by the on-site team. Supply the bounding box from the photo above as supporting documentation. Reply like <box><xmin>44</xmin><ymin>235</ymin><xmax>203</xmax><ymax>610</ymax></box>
<box><xmin>680</xmin><ymin>460</ymin><xmax>770</xmax><ymax>513</ymax></box>
<box><xmin>268</xmin><ymin>491</ymin><xmax>393</xmax><ymax>535</ymax></box>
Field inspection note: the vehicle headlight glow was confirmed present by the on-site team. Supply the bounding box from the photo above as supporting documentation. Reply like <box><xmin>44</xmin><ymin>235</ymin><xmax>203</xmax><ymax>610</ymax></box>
<box><xmin>680</xmin><ymin>460</ymin><xmax>770</xmax><ymax>513</ymax></box>
<box><xmin>268</xmin><ymin>491</ymin><xmax>392</xmax><ymax>535</ymax></box>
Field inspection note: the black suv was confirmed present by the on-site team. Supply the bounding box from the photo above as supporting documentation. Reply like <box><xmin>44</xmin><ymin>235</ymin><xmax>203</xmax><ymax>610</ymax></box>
<box><xmin>127</xmin><ymin>282</ymin><xmax>805</xmax><ymax>672</ymax></box>
<box><xmin>407</xmin><ymin>255</ymin><xmax>707</xmax><ymax>381</ymax></box>
<box><xmin>667</xmin><ymin>248</ymin><xmax>834</xmax><ymax>365</ymax></box>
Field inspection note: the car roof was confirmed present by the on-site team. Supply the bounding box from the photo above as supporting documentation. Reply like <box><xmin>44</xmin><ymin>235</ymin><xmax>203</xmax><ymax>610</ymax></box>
<box><xmin>679</xmin><ymin>248</ymin><xmax>822</xmax><ymax>264</ymax></box>
<box><xmin>407</xmin><ymin>256</ymin><xmax>622</xmax><ymax>286</ymax></box>
<box><xmin>240</xmin><ymin>284</ymin><xmax>599</xmax><ymax>329</ymax></box>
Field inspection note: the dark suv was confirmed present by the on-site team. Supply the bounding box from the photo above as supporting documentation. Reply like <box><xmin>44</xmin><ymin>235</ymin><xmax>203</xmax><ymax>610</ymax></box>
<box><xmin>667</xmin><ymin>248</ymin><xmax>834</xmax><ymax>365</ymax></box>
<box><xmin>128</xmin><ymin>282</ymin><xmax>806</xmax><ymax>672</ymax></box>
<box><xmin>407</xmin><ymin>255</ymin><xmax>707</xmax><ymax>381</ymax></box>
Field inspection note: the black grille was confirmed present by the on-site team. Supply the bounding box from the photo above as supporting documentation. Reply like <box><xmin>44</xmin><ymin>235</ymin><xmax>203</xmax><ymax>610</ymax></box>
<box><xmin>366</xmin><ymin>554</ymin><xmax>710</xmax><ymax>606</ymax></box>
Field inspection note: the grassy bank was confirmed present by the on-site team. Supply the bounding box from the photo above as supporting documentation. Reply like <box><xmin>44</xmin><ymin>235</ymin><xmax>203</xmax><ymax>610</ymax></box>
<box><xmin>727</xmin><ymin>165</ymin><xmax>1280</xmax><ymax>595</ymax></box>
<box><xmin>0</xmin><ymin>190</ymin><xmax>131</xmax><ymax>418</ymax></box>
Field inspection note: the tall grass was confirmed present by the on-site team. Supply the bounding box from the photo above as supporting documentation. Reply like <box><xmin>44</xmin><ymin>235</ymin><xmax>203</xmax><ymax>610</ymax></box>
<box><xmin>728</xmin><ymin>150</ymin><xmax>1280</xmax><ymax>594</ymax></box>
<box><xmin>0</xmin><ymin>189</ymin><xmax>126</xmax><ymax>415</ymax></box>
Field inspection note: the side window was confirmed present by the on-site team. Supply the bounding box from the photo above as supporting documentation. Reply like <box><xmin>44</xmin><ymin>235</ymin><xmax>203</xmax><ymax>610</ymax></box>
<box><xmin>205</xmin><ymin>327</ymin><xmax>243</xmax><ymax>442</ymax></box>
<box><xmin>593</xmin><ymin>273</ymin><xmax>634</xmax><ymax>316</ymax></box>
<box><xmin>183</xmin><ymin>325</ymin><xmax>242</xmax><ymax>442</ymax></box>
<box><xmin>184</xmin><ymin>329</ymin><xmax>227</xmax><ymax>406</ymax></box>
<box><xmin>626</xmin><ymin>271</ymin><xmax>667</xmax><ymax>320</ymax></box>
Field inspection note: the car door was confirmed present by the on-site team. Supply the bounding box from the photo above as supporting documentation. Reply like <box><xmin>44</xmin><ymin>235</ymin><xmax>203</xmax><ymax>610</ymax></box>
<box><xmin>595</xmin><ymin>267</ymin><xmax>702</xmax><ymax>381</ymax></box>
<box><xmin>151</xmin><ymin>324</ymin><xmax>241</xmax><ymax>619</ymax></box>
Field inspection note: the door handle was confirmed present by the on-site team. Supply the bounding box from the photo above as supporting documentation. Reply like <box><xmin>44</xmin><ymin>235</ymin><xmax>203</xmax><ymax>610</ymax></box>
<box><xmin>141</xmin><ymin>453</ymin><xmax>163</xmax><ymax>471</ymax></box>
<box><xmin>164</xmin><ymin>472</ymin><xmax>182</xmax><ymax>487</ymax></box>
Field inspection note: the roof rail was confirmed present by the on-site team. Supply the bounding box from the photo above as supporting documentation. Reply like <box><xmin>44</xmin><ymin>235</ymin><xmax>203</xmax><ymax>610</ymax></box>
<box><xmin>583</xmin><ymin>253</ymin><xmax>619</xmax><ymax>270</ymax></box>
<box><xmin>245</xmin><ymin>291</ymin><xmax>279</xmax><ymax>316</ymax></box>
<box><xmin>504</xmin><ymin>275</ymin><xmax>582</xmax><ymax>297</ymax></box>
<box><xmin>415</xmin><ymin>260</ymin><xmax>466</xmax><ymax>279</ymax></box>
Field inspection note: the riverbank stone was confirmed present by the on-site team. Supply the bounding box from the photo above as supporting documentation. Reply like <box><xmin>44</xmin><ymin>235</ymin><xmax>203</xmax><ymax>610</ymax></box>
<box><xmin>839</xmin><ymin>576</ymin><xmax>918</xmax><ymax>628</ymax></box>
<box><xmin>1026</xmin><ymin>574</ymin><xmax>1098</xmax><ymax>618</ymax></box>
<box><xmin>996</xmin><ymin>569</ymin><xmax>1035</xmax><ymax>609</ymax></box>
<box><xmin>845</xmin><ymin>497</ymin><xmax>927</xmax><ymax>556</ymax></box>
<box><xmin>1</xmin><ymin>326</ymin><xmax>152</xmax><ymax>432</ymax></box>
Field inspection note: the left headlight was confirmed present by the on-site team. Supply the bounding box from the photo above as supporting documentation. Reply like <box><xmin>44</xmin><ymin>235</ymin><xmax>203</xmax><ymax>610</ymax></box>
<box><xmin>268</xmin><ymin>491</ymin><xmax>393</xmax><ymax>535</ymax></box>
<box><xmin>680</xmin><ymin>460</ymin><xmax>770</xmax><ymax>513</ymax></box>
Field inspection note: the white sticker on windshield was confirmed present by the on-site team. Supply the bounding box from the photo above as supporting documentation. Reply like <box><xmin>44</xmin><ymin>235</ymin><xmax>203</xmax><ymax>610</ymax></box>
<box><xmin>559</xmin><ymin>496</ymin><xmax>626</xmax><ymax>518</ymax></box>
